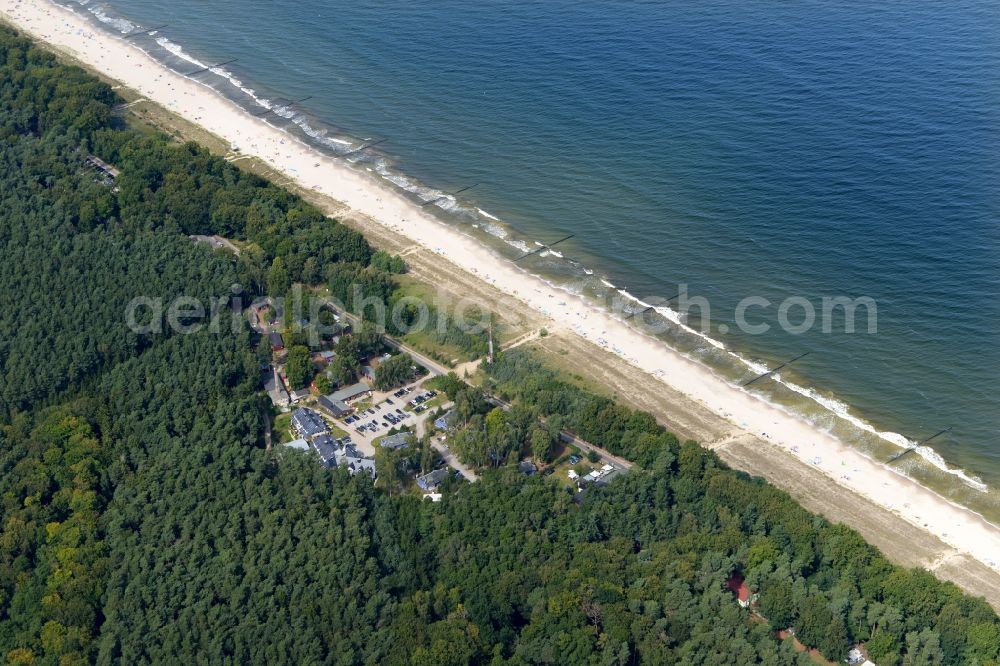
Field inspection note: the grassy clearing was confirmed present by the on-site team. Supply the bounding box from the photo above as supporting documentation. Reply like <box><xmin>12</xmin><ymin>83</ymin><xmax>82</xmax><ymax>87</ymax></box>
<box><xmin>501</xmin><ymin>339</ymin><xmax>612</xmax><ymax>400</ymax></box>
<box><xmin>273</xmin><ymin>412</ymin><xmax>293</xmax><ymax>443</ymax></box>
<box><xmin>394</xmin><ymin>276</ymin><xmax>493</xmax><ymax>364</ymax></box>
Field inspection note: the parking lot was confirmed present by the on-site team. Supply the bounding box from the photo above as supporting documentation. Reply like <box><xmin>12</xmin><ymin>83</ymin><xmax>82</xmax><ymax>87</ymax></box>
<box><xmin>338</xmin><ymin>384</ymin><xmax>440</xmax><ymax>450</ymax></box>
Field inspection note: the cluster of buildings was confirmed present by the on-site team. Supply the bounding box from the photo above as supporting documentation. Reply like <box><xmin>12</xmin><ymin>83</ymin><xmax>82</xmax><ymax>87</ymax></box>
<box><xmin>317</xmin><ymin>381</ymin><xmax>371</xmax><ymax>418</ymax></box>
<box><xmin>567</xmin><ymin>462</ymin><xmax>621</xmax><ymax>488</ymax></box>
<box><xmin>288</xmin><ymin>407</ymin><xmax>376</xmax><ymax>477</ymax></box>
<box><xmin>264</xmin><ymin>364</ymin><xmax>310</xmax><ymax>407</ymax></box>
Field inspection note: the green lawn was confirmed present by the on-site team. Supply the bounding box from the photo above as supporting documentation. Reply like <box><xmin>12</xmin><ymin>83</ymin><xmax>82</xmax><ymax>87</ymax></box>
<box><xmin>273</xmin><ymin>412</ymin><xmax>293</xmax><ymax>444</ymax></box>
<box><xmin>394</xmin><ymin>277</ymin><xmax>491</xmax><ymax>364</ymax></box>
<box><xmin>421</xmin><ymin>395</ymin><xmax>446</xmax><ymax>410</ymax></box>
<box><xmin>326</xmin><ymin>422</ymin><xmax>348</xmax><ymax>438</ymax></box>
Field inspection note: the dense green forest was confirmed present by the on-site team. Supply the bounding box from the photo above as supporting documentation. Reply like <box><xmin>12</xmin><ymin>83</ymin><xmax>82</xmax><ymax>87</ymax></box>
<box><xmin>0</xmin><ymin>25</ymin><xmax>998</xmax><ymax>666</ymax></box>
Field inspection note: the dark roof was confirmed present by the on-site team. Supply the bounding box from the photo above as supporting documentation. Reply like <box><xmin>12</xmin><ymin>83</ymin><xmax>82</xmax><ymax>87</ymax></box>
<box><xmin>318</xmin><ymin>395</ymin><xmax>351</xmax><ymax>417</ymax></box>
<box><xmin>379</xmin><ymin>433</ymin><xmax>410</xmax><ymax>450</ymax></box>
<box><xmin>518</xmin><ymin>461</ymin><xmax>537</xmax><ymax>475</ymax></box>
<box><xmin>269</xmin><ymin>331</ymin><xmax>284</xmax><ymax>347</ymax></box>
<box><xmin>311</xmin><ymin>434</ymin><xmax>339</xmax><ymax>467</ymax></box>
<box><xmin>328</xmin><ymin>382</ymin><xmax>371</xmax><ymax>403</ymax></box>
<box><xmin>434</xmin><ymin>410</ymin><xmax>459</xmax><ymax>430</ymax></box>
<box><xmin>416</xmin><ymin>468</ymin><xmax>449</xmax><ymax>491</ymax></box>
<box><xmin>85</xmin><ymin>155</ymin><xmax>120</xmax><ymax>178</ymax></box>
<box><xmin>291</xmin><ymin>408</ymin><xmax>327</xmax><ymax>438</ymax></box>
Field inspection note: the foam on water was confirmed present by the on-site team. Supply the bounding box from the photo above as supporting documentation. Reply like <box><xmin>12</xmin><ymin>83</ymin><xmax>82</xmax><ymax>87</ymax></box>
<box><xmin>68</xmin><ymin>0</ymin><xmax>995</xmax><ymax>499</ymax></box>
<box><xmin>293</xmin><ymin>118</ymin><xmax>352</xmax><ymax>150</ymax></box>
<box><xmin>481</xmin><ymin>223</ymin><xmax>508</xmax><ymax>239</ymax></box>
<box><xmin>81</xmin><ymin>2</ymin><xmax>136</xmax><ymax>34</ymax></box>
<box><xmin>610</xmin><ymin>278</ymin><xmax>987</xmax><ymax>492</ymax></box>
<box><xmin>505</xmin><ymin>239</ymin><xmax>533</xmax><ymax>254</ymax></box>
<box><xmin>602</xmin><ymin>284</ymin><xmax>729</xmax><ymax>352</ymax></box>
<box><xmin>764</xmin><ymin>375</ymin><xmax>989</xmax><ymax>492</ymax></box>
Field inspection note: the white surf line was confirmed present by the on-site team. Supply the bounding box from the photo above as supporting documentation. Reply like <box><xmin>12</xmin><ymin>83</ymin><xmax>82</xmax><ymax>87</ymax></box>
<box><xmin>6</xmin><ymin>0</ymin><xmax>999</xmax><ymax>575</ymax></box>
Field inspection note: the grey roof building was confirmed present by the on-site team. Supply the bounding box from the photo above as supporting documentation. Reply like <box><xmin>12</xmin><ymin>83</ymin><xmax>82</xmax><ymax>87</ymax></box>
<box><xmin>317</xmin><ymin>395</ymin><xmax>352</xmax><ymax>418</ymax></box>
<box><xmin>311</xmin><ymin>434</ymin><xmax>339</xmax><ymax>467</ymax></box>
<box><xmin>335</xmin><ymin>444</ymin><xmax>376</xmax><ymax>478</ymax></box>
<box><xmin>416</xmin><ymin>468</ymin><xmax>449</xmax><ymax>492</ymax></box>
<box><xmin>378</xmin><ymin>433</ymin><xmax>411</xmax><ymax>450</ymax></box>
<box><xmin>291</xmin><ymin>408</ymin><xmax>328</xmax><ymax>439</ymax></box>
<box><xmin>285</xmin><ymin>438</ymin><xmax>310</xmax><ymax>451</ymax></box>
<box><xmin>263</xmin><ymin>366</ymin><xmax>290</xmax><ymax>407</ymax></box>
<box><xmin>289</xmin><ymin>388</ymin><xmax>311</xmax><ymax>403</ymax></box>
<box><xmin>328</xmin><ymin>381</ymin><xmax>371</xmax><ymax>403</ymax></box>
<box><xmin>434</xmin><ymin>410</ymin><xmax>459</xmax><ymax>431</ymax></box>
<box><xmin>342</xmin><ymin>456</ymin><xmax>376</xmax><ymax>478</ymax></box>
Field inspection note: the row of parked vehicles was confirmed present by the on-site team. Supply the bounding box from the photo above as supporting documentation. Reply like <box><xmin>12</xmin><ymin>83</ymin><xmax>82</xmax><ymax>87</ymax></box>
<box><xmin>346</xmin><ymin>392</ymin><xmax>414</xmax><ymax>434</ymax></box>
<box><xmin>408</xmin><ymin>389</ymin><xmax>437</xmax><ymax>413</ymax></box>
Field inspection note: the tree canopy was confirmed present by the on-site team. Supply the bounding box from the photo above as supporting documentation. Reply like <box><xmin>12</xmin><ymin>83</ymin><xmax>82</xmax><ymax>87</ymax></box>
<box><xmin>0</xmin><ymin>24</ymin><xmax>996</xmax><ymax>666</ymax></box>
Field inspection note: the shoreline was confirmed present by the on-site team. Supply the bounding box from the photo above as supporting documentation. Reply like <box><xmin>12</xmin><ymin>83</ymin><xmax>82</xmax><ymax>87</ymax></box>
<box><xmin>5</xmin><ymin>0</ymin><xmax>1000</xmax><ymax>582</ymax></box>
<box><xmin>43</xmin><ymin>0</ymin><xmax>996</xmax><ymax>499</ymax></box>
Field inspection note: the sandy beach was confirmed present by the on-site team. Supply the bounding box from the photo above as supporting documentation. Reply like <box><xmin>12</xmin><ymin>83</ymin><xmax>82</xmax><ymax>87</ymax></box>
<box><xmin>5</xmin><ymin>0</ymin><xmax>999</xmax><ymax>588</ymax></box>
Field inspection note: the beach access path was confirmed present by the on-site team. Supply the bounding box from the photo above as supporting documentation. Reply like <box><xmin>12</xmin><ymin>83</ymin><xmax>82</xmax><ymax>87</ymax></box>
<box><xmin>4</xmin><ymin>0</ymin><xmax>999</xmax><ymax>610</ymax></box>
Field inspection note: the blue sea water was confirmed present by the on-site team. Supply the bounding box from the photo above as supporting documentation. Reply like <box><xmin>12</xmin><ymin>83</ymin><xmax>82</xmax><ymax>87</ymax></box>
<box><xmin>67</xmin><ymin>0</ymin><xmax>999</xmax><ymax>488</ymax></box>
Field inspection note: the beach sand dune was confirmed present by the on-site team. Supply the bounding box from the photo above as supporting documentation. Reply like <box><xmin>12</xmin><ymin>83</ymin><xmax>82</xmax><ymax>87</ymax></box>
<box><xmin>4</xmin><ymin>0</ymin><xmax>998</xmax><ymax>606</ymax></box>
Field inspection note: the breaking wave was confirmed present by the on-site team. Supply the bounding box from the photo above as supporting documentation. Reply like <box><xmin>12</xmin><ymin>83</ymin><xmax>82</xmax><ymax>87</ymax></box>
<box><xmin>69</xmin><ymin>0</ymin><xmax>989</xmax><ymax>497</ymax></box>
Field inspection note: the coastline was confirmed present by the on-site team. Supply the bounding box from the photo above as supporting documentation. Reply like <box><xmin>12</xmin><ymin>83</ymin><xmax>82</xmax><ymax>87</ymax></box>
<box><xmin>5</xmin><ymin>0</ymin><xmax>1000</xmax><ymax>597</ymax></box>
<box><xmin>40</xmin><ymin>1</ymin><xmax>998</xmax><ymax>499</ymax></box>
